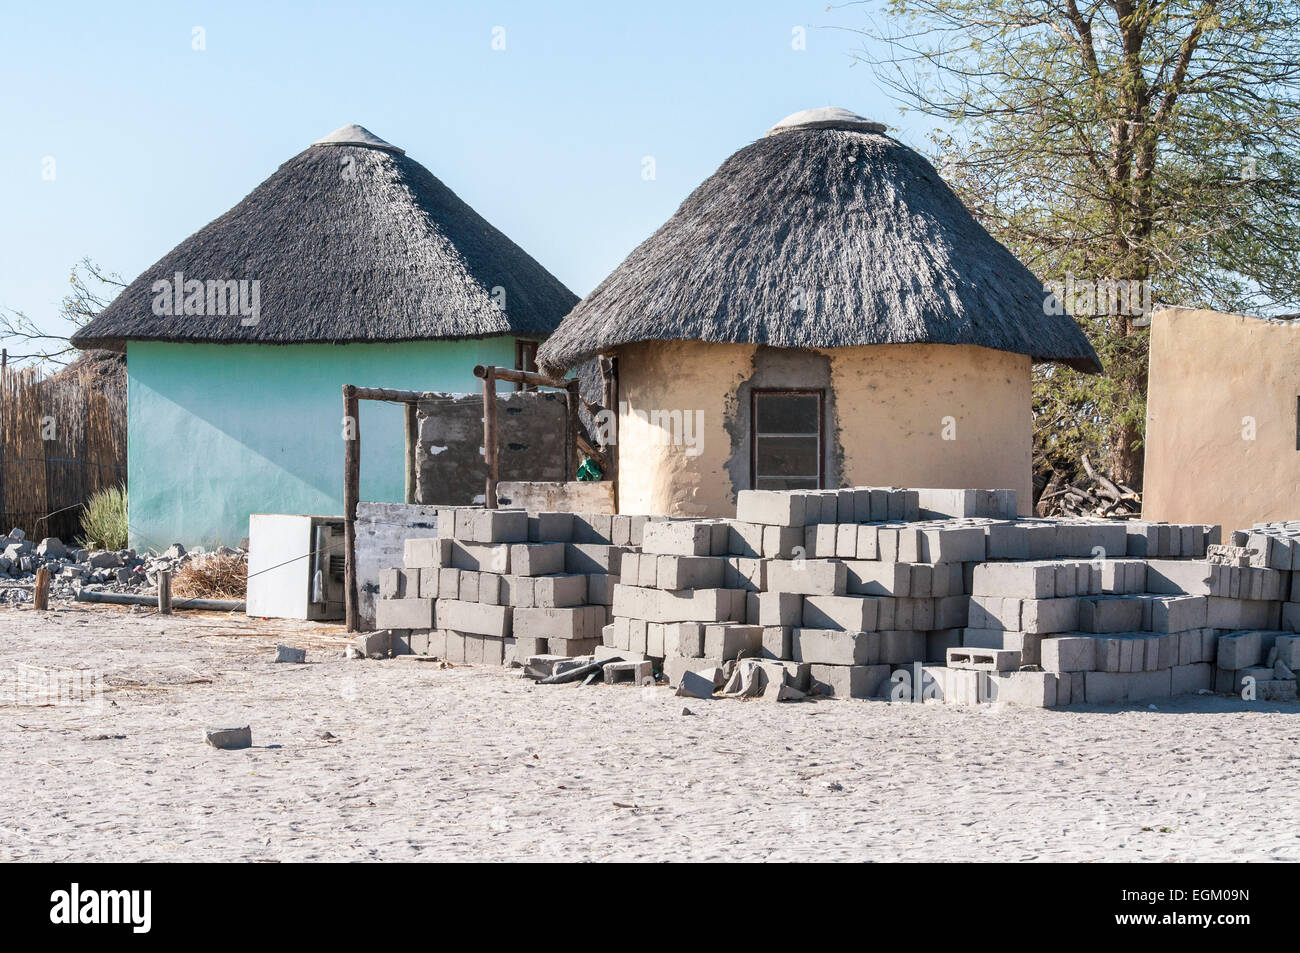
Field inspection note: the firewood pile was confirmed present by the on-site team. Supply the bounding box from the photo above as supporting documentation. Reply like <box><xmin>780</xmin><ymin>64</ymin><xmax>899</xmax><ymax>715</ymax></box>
<box><xmin>1036</xmin><ymin>455</ymin><xmax>1142</xmax><ymax>519</ymax></box>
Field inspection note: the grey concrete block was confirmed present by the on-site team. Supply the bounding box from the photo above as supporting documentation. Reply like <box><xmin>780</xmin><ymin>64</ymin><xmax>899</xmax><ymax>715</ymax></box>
<box><xmin>403</xmin><ymin>537</ymin><xmax>453</xmax><ymax>569</ymax></box>
<box><xmin>533</xmin><ymin>573</ymin><xmax>588</xmax><ymax>608</ymax></box>
<box><xmin>657</xmin><ymin>554</ymin><xmax>727</xmax><ymax>590</ymax></box>
<box><xmin>565</xmin><ymin>543</ymin><xmax>625</xmax><ymax>575</ymax></box>
<box><xmin>736</xmin><ymin>490</ymin><xmax>808</xmax><ymax>527</ymax></box>
<box><xmin>603</xmin><ymin>660</ymin><xmax>653</xmax><ymax>685</ymax></box>
<box><xmin>752</xmin><ymin>591</ymin><xmax>803</xmax><ymax>627</ymax></box>
<box><xmin>379</xmin><ymin>567</ymin><xmax>413</xmax><ymax>599</ymax></box>
<box><xmin>507</xmin><ymin>542</ymin><xmax>565</xmax><ymax>576</ymax></box>
<box><xmin>1171</xmin><ymin>662</ymin><xmax>1213</xmax><ymax>695</ymax></box>
<box><xmin>664</xmin><ymin>622</ymin><xmax>705</xmax><ymax>658</ymax></box>
<box><xmin>762</xmin><ymin>525</ymin><xmax>805</xmax><ymax>559</ymax></box>
<box><xmin>514</xmin><ymin>605</ymin><xmax>605</xmax><ymax>640</ymax></box>
<box><xmin>761</xmin><ymin>625</ymin><xmax>793</xmax><ymax>660</ymax></box>
<box><xmin>438</xmin><ymin>600</ymin><xmax>511</xmax><ymax>637</ymax></box>
<box><xmin>642</xmin><ymin>520</ymin><xmax>715</xmax><ymax>555</ymax></box>
<box><xmin>791</xmin><ymin>628</ymin><xmax>879</xmax><ymax>665</ymax></box>
<box><xmin>1078</xmin><ymin>596</ymin><xmax>1145</xmax><ymax>633</ymax></box>
<box><xmin>985</xmin><ymin>671</ymin><xmax>1057</xmax><ymax>707</ymax></box>
<box><xmin>947</xmin><ymin>646</ymin><xmax>1020</xmax><ymax>671</ymax></box>
<box><xmin>879</xmin><ymin>629</ymin><xmax>926</xmax><ymax>664</ymax></box>
<box><xmin>1218</xmin><ymin>631</ymin><xmax>1263</xmax><ymax>670</ymax></box>
<box><xmin>802</xmin><ymin>594</ymin><xmax>879</xmax><ymax>631</ymax></box>
<box><xmin>808</xmin><ymin>663</ymin><xmax>891</xmax><ymax>699</ymax></box>
<box><xmin>971</xmin><ymin>561</ymin><xmax>1055</xmax><ymax>598</ymax></box>
<box><xmin>352</xmin><ymin>629</ymin><xmax>391</xmax><ymax>659</ymax></box>
<box><xmin>703</xmin><ymin>623</ymin><xmax>763</xmax><ymax>661</ymax></box>
<box><xmin>466</xmin><ymin>509</ymin><xmax>529</xmax><ymax>543</ymax></box>
<box><xmin>375</xmin><ymin>598</ymin><xmax>436</xmax><ymax>630</ymax></box>
<box><xmin>1040</xmin><ymin>636</ymin><xmax>1097</xmax><ymax>673</ymax></box>
<box><xmin>766</xmin><ymin>559</ymin><xmax>847</xmax><ymax>596</ymax></box>
<box><xmin>1020</xmin><ymin>597</ymin><xmax>1080</xmax><ymax>634</ymax></box>
<box><xmin>845</xmin><ymin>561</ymin><xmax>910</xmax><ymax>596</ymax></box>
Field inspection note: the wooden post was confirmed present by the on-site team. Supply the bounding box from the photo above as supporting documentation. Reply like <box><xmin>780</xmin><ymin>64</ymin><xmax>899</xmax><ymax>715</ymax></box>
<box><xmin>33</xmin><ymin>567</ymin><xmax>50</xmax><ymax>611</ymax></box>
<box><xmin>404</xmin><ymin>400</ymin><xmax>418</xmax><ymax>504</ymax></box>
<box><xmin>343</xmin><ymin>384</ymin><xmax>360</xmax><ymax>632</ymax></box>
<box><xmin>599</xmin><ymin>354</ymin><xmax>619</xmax><ymax>507</ymax></box>
<box><xmin>483</xmin><ymin>368</ymin><xmax>498</xmax><ymax>508</ymax></box>
<box><xmin>157</xmin><ymin>570</ymin><xmax>172</xmax><ymax>615</ymax></box>
<box><xmin>565</xmin><ymin>381</ymin><xmax>580</xmax><ymax>482</ymax></box>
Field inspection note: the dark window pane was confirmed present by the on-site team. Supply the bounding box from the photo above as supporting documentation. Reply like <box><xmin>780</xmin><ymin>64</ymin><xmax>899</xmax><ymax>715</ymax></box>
<box><xmin>755</xmin><ymin>435</ymin><xmax>819</xmax><ymax>478</ymax></box>
<box><xmin>756</xmin><ymin>475</ymin><xmax>820</xmax><ymax>490</ymax></box>
<box><xmin>755</xmin><ymin>394</ymin><xmax>820</xmax><ymax>434</ymax></box>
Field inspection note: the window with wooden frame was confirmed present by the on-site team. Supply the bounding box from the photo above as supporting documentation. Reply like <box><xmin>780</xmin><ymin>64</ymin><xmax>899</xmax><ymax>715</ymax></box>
<box><xmin>750</xmin><ymin>389</ymin><xmax>824</xmax><ymax>490</ymax></box>
<box><xmin>514</xmin><ymin>340</ymin><xmax>539</xmax><ymax>391</ymax></box>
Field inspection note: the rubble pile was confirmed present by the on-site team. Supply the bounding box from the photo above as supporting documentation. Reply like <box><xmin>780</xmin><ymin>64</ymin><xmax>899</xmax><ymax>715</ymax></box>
<box><xmin>0</xmin><ymin>530</ymin><xmax>244</xmax><ymax>604</ymax></box>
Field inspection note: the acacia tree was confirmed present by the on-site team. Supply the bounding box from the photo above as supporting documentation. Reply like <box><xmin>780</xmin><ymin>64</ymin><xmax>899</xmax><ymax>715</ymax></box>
<box><xmin>856</xmin><ymin>0</ymin><xmax>1300</xmax><ymax>488</ymax></box>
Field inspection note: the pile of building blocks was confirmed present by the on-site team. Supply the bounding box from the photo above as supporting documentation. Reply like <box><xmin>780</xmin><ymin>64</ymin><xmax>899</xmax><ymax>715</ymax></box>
<box><xmin>368</xmin><ymin>489</ymin><xmax>1300</xmax><ymax>708</ymax></box>
<box><xmin>372</xmin><ymin>508</ymin><xmax>660</xmax><ymax>665</ymax></box>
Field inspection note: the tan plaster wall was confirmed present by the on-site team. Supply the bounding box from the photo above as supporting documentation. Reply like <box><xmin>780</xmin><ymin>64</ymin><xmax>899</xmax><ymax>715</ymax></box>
<box><xmin>1143</xmin><ymin>307</ymin><xmax>1300</xmax><ymax>534</ymax></box>
<box><xmin>615</xmin><ymin>340</ymin><xmax>1032</xmax><ymax>517</ymax></box>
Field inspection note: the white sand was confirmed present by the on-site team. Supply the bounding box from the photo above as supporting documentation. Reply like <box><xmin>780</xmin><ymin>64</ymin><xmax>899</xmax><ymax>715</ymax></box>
<box><xmin>2</xmin><ymin>603</ymin><xmax>1299</xmax><ymax>862</ymax></box>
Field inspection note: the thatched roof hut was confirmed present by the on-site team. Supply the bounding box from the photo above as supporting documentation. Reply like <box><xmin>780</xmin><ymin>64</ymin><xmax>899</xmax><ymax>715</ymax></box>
<box><xmin>74</xmin><ymin>124</ymin><xmax>576</xmax><ymax>351</ymax></box>
<box><xmin>70</xmin><ymin>124</ymin><xmax>578</xmax><ymax>548</ymax></box>
<box><xmin>538</xmin><ymin>107</ymin><xmax>1099</xmax><ymax>376</ymax></box>
<box><xmin>538</xmin><ymin>108</ymin><xmax>1099</xmax><ymax>517</ymax></box>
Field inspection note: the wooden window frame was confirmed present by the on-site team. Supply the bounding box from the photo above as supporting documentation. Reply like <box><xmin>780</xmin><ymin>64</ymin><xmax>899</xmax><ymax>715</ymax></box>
<box><xmin>749</xmin><ymin>388</ymin><xmax>825</xmax><ymax>490</ymax></box>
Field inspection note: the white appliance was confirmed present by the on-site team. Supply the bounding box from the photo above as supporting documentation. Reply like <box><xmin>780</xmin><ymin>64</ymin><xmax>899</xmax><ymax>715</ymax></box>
<box><xmin>246</xmin><ymin>514</ymin><xmax>347</xmax><ymax>620</ymax></box>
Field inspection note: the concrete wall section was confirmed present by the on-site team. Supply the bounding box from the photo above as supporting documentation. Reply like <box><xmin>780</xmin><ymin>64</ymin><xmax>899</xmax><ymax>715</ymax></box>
<box><xmin>1144</xmin><ymin>307</ymin><xmax>1300</xmax><ymax>534</ymax></box>
<box><xmin>615</xmin><ymin>340</ymin><xmax>1032</xmax><ymax>517</ymax></box>
<box><xmin>126</xmin><ymin>338</ymin><xmax>517</xmax><ymax>549</ymax></box>
<box><xmin>354</xmin><ymin>501</ymin><xmax>441</xmax><ymax>630</ymax></box>
<box><xmin>415</xmin><ymin>391</ymin><xmax>567</xmax><ymax>505</ymax></box>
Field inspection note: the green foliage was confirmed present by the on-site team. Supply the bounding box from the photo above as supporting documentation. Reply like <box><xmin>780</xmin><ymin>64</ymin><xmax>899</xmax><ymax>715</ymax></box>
<box><xmin>78</xmin><ymin>484</ymin><xmax>128</xmax><ymax>551</ymax></box>
<box><xmin>860</xmin><ymin>0</ymin><xmax>1300</xmax><ymax>485</ymax></box>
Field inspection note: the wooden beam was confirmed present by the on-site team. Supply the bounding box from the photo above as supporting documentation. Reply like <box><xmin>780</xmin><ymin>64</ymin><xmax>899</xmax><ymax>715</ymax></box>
<box><xmin>343</xmin><ymin>384</ymin><xmax>360</xmax><ymax>632</ymax></box>
<box><xmin>473</xmin><ymin>364</ymin><xmax>568</xmax><ymax>390</ymax></box>
<box><xmin>404</xmin><ymin>401</ymin><xmax>418</xmax><ymax>504</ymax></box>
<box><xmin>482</xmin><ymin>367</ymin><xmax>499</xmax><ymax>508</ymax></box>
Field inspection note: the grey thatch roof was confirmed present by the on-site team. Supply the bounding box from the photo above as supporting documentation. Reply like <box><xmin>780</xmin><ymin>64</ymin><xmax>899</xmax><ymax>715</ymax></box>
<box><xmin>73</xmin><ymin>125</ymin><xmax>577</xmax><ymax>351</ymax></box>
<box><xmin>537</xmin><ymin>108</ymin><xmax>1101</xmax><ymax>375</ymax></box>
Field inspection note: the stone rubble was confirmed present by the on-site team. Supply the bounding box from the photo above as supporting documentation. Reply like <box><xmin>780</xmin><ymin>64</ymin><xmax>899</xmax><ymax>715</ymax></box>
<box><xmin>0</xmin><ymin>530</ymin><xmax>245</xmax><ymax>605</ymax></box>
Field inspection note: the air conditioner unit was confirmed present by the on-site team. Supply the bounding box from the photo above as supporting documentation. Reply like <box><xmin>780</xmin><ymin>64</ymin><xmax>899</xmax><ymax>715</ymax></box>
<box><xmin>246</xmin><ymin>514</ymin><xmax>346</xmax><ymax>620</ymax></box>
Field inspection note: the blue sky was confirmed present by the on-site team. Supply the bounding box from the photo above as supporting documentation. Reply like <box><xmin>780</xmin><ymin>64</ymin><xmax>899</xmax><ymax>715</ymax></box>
<box><xmin>0</xmin><ymin>0</ymin><xmax>931</xmax><ymax>353</ymax></box>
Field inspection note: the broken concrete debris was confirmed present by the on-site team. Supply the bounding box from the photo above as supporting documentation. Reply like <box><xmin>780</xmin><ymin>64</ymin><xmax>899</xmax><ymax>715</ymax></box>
<box><xmin>368</xmin><ymin>489</ymin><xmax>1300</xmax><ymax>708</ymax></box>
<box><xmin>0</xmin><ymin>529</ymin><xmax>244</xmax><ymax>605</ymax></box>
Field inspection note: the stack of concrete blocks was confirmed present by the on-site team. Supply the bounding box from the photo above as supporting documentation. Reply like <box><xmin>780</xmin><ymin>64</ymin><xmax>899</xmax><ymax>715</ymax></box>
<box><xmin>374</xmin><ymin>507</ymin><xmax>656</xmax><ymax>664</ymax></box>
<box><xmin>603</xmin><ymin>487</ymin><xmax>1006</xmax><ymax>699</ymax></box>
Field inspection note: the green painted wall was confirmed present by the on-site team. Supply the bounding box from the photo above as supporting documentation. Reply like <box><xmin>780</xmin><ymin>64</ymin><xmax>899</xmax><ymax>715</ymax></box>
<box><xmin>125</xmin><ymin>338</ymin><xmax>519</xmax><ymax>549</ymax></box>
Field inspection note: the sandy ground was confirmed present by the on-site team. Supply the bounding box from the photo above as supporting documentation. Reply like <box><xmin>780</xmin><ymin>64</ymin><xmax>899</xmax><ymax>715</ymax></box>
<box><xmin>2</xmin><ymin>602</ymin><xmax>1299</xmax><ymax>862</ymax></box>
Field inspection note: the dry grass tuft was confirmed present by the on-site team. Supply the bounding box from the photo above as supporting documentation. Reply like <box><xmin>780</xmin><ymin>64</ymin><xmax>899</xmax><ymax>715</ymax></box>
<box><xmin>172</xmin><ymin>552</ymin><xmax>247</xmax><ymax>600</ymax></box>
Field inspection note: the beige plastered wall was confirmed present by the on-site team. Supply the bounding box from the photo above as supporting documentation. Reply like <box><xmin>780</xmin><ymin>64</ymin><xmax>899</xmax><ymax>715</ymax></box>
<box><xmin>1143</xmin><ymin>307</ymin><xmax>1300</xmax><ymax>534</ymax></box>
<box><xmin>614</xmin><ymin>340</ymin><xmax>1032</xmax><ymax>517</ymax></box>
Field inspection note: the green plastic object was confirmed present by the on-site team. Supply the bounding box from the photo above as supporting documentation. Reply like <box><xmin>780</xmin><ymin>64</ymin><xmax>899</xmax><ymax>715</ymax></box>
<box><xmin>576</xmin><ymin>457</ymin><xmax>603</xmax><ymax>481</ymax></box>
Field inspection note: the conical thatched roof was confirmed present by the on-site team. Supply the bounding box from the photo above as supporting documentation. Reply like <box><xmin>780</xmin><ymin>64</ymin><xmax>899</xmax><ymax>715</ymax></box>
<box><xmin>73</xmin><ymin>125</ymin><xmax>577</xmax><ymax>351</ymax></box>
<box><xmin>537</xmin><ymin>108</ymin><xmax>1101</xmax><ymax>375</ymax></box>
